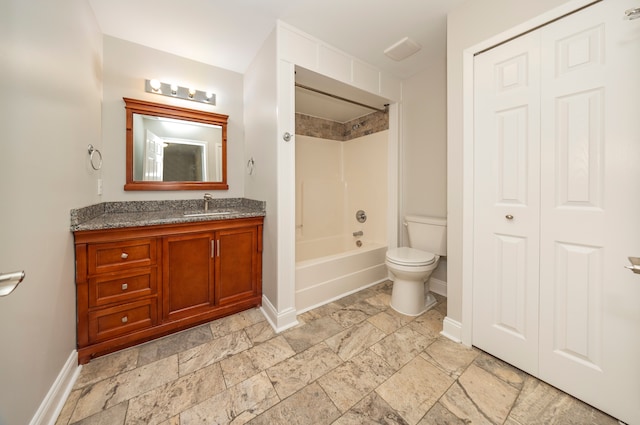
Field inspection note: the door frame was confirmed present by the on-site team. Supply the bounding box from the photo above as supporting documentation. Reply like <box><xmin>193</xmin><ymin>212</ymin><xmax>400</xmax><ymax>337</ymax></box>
<box><xmin>459</xmin><ymin>0</ymin><xmax>599</xmax><ymax>346</ymax></box>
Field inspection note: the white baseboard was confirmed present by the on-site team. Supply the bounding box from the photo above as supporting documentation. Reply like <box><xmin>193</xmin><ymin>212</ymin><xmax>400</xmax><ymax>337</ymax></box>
<box><xmin>30</xmin><ymin>350</ymin><xmax>81</xmax><ymax>425</ymax></box>
<box><xmin>440</xmin><ymin>317</ymin><xmax>464</xmax><ymax>344</ymax></box>
<box><xmin>297</xmin><ymin>277</ymin><xmax>387</xmax><ymax>315</ymax></box>
<box><xmin>260</xmin><ymin>295</ymin><xmax>298</xmax><ymax>333</ymax></box>
<box><xmin>429</xmin><ymin>278</ymin><xmax>447</xmax><ymax>297</ymax></box>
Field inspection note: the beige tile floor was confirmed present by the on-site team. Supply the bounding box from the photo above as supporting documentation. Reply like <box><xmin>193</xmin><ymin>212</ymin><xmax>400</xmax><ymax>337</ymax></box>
<box><xmin>55</xmin><ymin>281</ymin><xmax>619</xmax><ymax>425</ymax></box>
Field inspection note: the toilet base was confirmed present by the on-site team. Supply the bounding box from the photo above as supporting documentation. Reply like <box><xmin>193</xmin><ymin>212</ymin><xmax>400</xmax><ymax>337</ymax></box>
<box><xmin>390</xmin><ymin>278</ymin><xmax>438</xmax><ymax>316</ymax></box>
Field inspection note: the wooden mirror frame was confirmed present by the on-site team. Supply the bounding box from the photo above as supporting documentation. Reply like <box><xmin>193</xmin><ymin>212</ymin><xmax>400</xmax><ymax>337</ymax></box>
<box><xmin>124</xmin><ymin>97</ymin><xmax>229</xmax><ymax>191</ymax></box>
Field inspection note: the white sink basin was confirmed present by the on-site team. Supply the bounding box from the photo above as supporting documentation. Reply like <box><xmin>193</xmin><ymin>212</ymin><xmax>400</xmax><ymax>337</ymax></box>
<box><xmin>183</xmin><ymin>211</ymin><xmax>230</xmax><ymax>217</ymax></box>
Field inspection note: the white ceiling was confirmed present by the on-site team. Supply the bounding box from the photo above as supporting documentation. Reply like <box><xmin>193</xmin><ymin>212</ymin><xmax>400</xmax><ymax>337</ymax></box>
<box><xmin>88</xmin><ymin>0</ymin><xmax>465</xmax><ymax>121</ymax></box>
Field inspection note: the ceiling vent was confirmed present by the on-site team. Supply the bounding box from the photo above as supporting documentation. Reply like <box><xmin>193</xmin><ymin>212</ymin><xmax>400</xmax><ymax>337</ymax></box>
<box><xmin>384</xmin><ymin>37</ymin><xmax>422</xmax><ymax>61</ymax></box>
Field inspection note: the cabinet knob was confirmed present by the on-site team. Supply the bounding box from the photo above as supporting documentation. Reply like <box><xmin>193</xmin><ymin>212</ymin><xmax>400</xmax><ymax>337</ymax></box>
<box><xmin>121</xmin><ymin>316</ymin><xmax>128</xmax><ymax>323</ymax></box>
<box><xmin>121</xmin><ymin>283</ymin><xmax>128</xmax><ymax>291</ymax></box>
<box><xmin>121</xmin><ymin>252</ymin><xmax>129</xmax><ymax>259</ymax></box>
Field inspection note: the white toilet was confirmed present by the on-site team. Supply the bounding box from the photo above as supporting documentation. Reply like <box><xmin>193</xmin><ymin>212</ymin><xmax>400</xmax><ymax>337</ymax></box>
<box><xmin>386</xmin><ymin>215</ymin><xmax>447</xmax><ymax>316</ymax></box>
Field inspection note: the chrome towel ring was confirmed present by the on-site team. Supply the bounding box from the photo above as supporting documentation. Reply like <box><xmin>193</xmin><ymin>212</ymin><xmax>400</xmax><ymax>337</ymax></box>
<box><xmin>88</xmin><ymin>144</ymin><xmax>103</xmax><ymax>170</ymax></box>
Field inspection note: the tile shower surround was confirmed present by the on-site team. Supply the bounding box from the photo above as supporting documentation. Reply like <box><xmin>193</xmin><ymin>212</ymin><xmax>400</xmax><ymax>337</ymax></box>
<box><xmin>296</xmin><ymin>109</ymin><xmax>389</xmax><ymax>141</ymax></box>
<box><xmin>55</xmin><ymin>282</ymin><xmax>617</xmax><ymax>425</ymax></box>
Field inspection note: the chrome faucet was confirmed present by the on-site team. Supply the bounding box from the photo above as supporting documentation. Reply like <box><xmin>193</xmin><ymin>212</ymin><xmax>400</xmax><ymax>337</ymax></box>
<box><xmin>352</xmin><ymin>230</ymin><xmax>364</xmax><ymax>237</ymax></box>
<box><xmin>204</xmin><ymin>193</ymin><xmax>213</xmax><ymax>211</ymax></box>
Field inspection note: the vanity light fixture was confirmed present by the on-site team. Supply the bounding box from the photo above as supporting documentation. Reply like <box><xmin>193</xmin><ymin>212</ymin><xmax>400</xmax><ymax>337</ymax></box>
<box><xmin>144</xmin><ymin>79</ymin><xmax>216</xmax><ymax>105</ymax></box>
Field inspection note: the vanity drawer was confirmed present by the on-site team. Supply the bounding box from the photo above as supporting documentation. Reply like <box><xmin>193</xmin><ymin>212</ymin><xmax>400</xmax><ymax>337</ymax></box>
<box><xmin>89</xmin><ymin>268</ymin><xmax>157</xmax><ymax>307</ymax></box>
<box><xmin>88</xmin><ymin>299</ymin><xmax>157</xmax><ymax>343</ymax></box>
<box><xmin>88</xmin><ymin>239</ymin><xmax>157</xmax><ymax>274</ymax></box>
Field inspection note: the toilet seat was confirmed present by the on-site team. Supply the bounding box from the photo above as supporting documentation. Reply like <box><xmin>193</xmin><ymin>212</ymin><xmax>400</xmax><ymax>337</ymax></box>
<box><xmin>386</xmin><ymin>247</ymin><xmax>436</xmax><ymax>267</ymax></box>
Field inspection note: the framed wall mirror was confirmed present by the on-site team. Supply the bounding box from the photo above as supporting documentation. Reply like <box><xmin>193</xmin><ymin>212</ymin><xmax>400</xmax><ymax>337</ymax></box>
<box><xmin>124</xmin><ymin>98</ymin><xmax>229</xmax><ymax>190</ymax></box>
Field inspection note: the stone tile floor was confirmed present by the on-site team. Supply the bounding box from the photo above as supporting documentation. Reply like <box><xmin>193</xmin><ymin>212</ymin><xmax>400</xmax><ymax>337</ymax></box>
<box><xmin>56</xmin><ymin>281</ymin><xmax>619</xmax><ymax>425</ymax></box>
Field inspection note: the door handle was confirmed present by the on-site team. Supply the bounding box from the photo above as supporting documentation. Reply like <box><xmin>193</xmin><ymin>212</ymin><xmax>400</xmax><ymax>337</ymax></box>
<box><xmin>0</xmin><ymin>270</ymin><xmax>25</xmax><ymax>297</ymax></box>
<box><xmin>625</xmin><ymin>257</ymin><xmax>640</xmax><ymax>274</ymax></box>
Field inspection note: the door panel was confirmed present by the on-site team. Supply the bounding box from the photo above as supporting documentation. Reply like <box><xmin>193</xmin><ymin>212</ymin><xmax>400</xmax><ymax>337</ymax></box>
<box><xmin>539</xmin><ymin>2</ymin><xmax>640</xmax><ymax>423</ymax></box>
<box><xmin>493</xmin><ymin>234</ymin><xmax>528</xmax><ymax>336</ymax></box>
<box><xmin>555</xmin><ymin>89</ymin><xmax>604</xmax><ymax>208</ymax></box>
<box><xmin>551</xmin><ymin>242</ymin><xmax>603</xmax><ymax>366</ymax></box>
<box><xmin>473</xmin><ymin>30</ymin><xmax>541</xmax><ymax>376</ymax></box>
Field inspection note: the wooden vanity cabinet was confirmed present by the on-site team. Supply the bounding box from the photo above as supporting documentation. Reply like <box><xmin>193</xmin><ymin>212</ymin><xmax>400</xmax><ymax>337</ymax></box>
<box><xmin>74</xmin><ymin>217</ymin><xmax>263</xmax><ymax>364</ymax></box>
<box><xmin>162</xmin><ymin>225</ymin><xmax>261</xmax><ymax>319</ymax></box>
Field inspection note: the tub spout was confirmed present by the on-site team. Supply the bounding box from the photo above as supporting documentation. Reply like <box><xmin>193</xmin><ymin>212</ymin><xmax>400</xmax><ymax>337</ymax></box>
<box><xmin>352</xmin><ymin>230</ymin><xmax>364</xmax><ymax>237</ymax></box>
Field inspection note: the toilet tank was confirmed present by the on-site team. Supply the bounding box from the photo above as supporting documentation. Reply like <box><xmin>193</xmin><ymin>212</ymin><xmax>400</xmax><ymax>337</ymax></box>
<box><xmin>405</xmin><ymin>215</ymin><xmax>447</xmax><ymax>256</ymax></box>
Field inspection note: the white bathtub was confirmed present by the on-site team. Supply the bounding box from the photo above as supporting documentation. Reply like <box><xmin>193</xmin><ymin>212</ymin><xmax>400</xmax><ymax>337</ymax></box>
<box><xmin>295</xmin><ymin>236</ymin><xmax>388</xmax><ymax>312</ymax></box>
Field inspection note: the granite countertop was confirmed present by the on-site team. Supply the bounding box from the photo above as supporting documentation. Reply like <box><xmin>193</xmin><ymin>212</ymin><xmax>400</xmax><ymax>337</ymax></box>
<box><xmin>70</xmin><ymin>198</ymin><xmax>266</xmax><ymax>232</ymax></box>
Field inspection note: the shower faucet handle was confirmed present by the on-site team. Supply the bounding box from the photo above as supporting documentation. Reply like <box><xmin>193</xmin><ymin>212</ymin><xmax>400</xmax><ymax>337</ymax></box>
<box><xmin>356</xmin><ymin>210</ymin><xmax>367</xmax><ymax>223</ymax></box>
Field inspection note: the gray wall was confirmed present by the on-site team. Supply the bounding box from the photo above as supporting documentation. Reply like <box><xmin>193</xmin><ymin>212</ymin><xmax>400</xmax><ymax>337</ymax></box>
<box><xmin>0</xmin><ymin>0</ymin><xmax>103</xmax><ymax>423</ymax></box>
<box><xmin>243</xmin><ymin>30</ymin><xmax>279</xmax><ymax>305</ymax></box>
<box><xmin>401</xmin><ymin>58</ymin><xmax>448</xmax><ymax>224</ymax></box>
<box><xmin>101</xmin><ymin>35</ymin><xmax>245</xmax><ymax>201</ymax></box>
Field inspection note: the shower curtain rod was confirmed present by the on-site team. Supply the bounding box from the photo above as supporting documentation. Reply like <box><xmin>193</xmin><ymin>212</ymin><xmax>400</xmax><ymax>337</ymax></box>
<box><xmin>295</xmin><ymin>83</ymin><xmax>388</xmax><ymax>113</ymax></box>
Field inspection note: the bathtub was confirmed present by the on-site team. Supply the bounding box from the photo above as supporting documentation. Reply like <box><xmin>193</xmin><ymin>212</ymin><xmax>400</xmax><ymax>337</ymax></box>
<box><xmin>295</xmin><ymin>236</ymin><xmax>388</xmax><ymax>312</ymax></box>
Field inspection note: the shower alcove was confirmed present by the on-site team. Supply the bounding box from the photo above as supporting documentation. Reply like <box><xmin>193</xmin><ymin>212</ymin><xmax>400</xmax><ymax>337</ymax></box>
<box><xmin>243</xmin><ymin>23</ymin><xmax>402</xmax><ymax>331</ymax></box>
<box><xmin>293</xmin><ymin>67</ymin><xmax>394</xmax><ymax>312</ymax></box>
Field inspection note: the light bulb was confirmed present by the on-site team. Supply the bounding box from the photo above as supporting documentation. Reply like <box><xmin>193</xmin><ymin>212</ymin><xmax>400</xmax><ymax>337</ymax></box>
<box><xmin>149</xmin><ymin>79</ymin><xmax>161</xmax><ymax>92</ymax></box>
<box><xmin>170</xmin><ymin>84</ymin><xmax>178</xmax><ymax>95</ymax></box>
<box><xmin>188</xmin><ymin>88</ymin><xmax>196</xmax><ymax>99</ymax></box>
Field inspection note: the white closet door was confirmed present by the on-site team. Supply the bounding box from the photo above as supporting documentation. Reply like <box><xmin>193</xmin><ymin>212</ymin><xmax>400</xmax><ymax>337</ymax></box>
<box><xmin>474</xmin><ymin>1</ymin><xmax>640</xmax><ymax>423</ymax></box>
<box><xmin>538</xmin><ymin>1</ymin><xmax>640</xmax><ymax>423</ymax></box>
<box><xmin>472</xmin><ymin>30</ymin><xmax>541</xmax><ymax>376</ymax></box>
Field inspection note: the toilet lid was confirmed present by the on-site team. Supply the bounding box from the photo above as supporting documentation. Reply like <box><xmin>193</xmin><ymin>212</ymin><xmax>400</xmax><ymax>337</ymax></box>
<box><xmin>386</xmin><ymin>247</ymin><xmax>436</xmax><ymax>266</ymax></box>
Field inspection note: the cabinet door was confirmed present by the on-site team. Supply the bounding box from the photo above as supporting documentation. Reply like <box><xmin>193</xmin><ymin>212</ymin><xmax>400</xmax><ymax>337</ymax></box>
<box><xmin>163</xmin><ymin>232</ymin><xmax>214</xmax><ymax>320</ymax></box>
<box><xmin>215</xmin><ymin>226</ymin><xmax>259</xmax><ymax>305</ymax></box>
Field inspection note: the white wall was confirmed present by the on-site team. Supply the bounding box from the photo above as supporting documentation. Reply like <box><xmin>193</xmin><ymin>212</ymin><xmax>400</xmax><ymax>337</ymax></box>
<box><xmin>446</xmin><ymin>0</ymin><xmax>596</xmax><ymax>338</ymax></box>
<box><xmin>101</xmin><ymin>36</ymin><xmax>245</xmax><ymax>201</ymax></box>
<box><xmin>400</xmin><ymin>56</ymin><xmax>448</xmax><ymax>289</ymax></box>
<box><xmin>295</xmin><ymin>132</ymin><xmax>388</xmax><ymax>246</ymax></box>
<box><xmin>401</xmin><ymin>58</ymin><xmax>448</xmax><ymax>226</ymax></box>
<box><xmin>0</xmin><ymin>0</ymin><xmax>102</xmax><ymax>424</ymax></box>
<box><xmin>243</xmin><ymin>30</ymin><xmax>280</xmax><ymax>309</ymax></box>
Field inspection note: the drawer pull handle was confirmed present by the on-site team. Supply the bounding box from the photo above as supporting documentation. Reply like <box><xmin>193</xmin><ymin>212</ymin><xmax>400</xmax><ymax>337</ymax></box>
<box><xmin>121</xmin><ymin>283</ymin><xmax>128</xmax><ymax>291</ymax></box>
<box><xmin>121</xmin><ymin>252</ymin><xmax>129</xmax><ymax>259</ymax></box>
<box><xmin>121</xmin><ymin>316</ymin><xmax>128</xmax><ymax>323</ymax></box>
